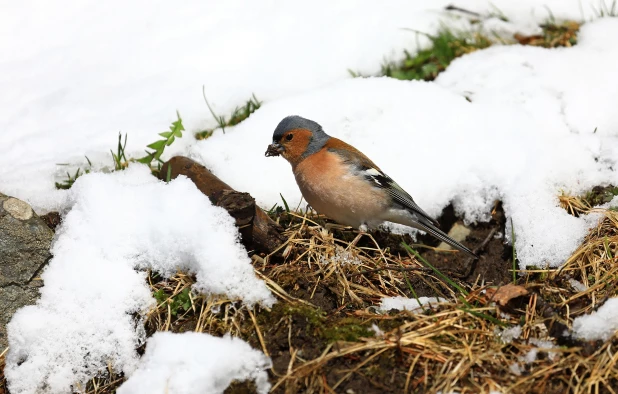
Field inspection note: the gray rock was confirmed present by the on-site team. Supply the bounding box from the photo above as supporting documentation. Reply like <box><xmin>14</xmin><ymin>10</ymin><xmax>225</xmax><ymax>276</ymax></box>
<box><xmin>437</xmin><ymin>222</ymin><xmax>471</xmax><ymax>251</ymax></box>
<box><xmin>0</xmin><ymin>193</ymin><xmax>53</xmax><ymax>350</ymax></box>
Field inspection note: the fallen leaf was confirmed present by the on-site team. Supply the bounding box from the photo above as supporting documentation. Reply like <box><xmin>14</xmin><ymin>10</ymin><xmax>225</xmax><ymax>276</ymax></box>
<box><xmin>485</xmin><ymin>284</ymin><xmax>528</xmax><ymax>306</ymax></box>
<box><xmin>514</xmin><ymin>33</ymin><xmax>543</xmax><ymax>45</ymax></box>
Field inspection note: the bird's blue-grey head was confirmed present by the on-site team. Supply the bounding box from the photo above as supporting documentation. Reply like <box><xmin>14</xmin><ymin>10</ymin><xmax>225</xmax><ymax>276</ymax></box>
<box><xmin>265</xmin><ymin>115</ymin><xmax>330</xmax><ymax>158</ymax></box>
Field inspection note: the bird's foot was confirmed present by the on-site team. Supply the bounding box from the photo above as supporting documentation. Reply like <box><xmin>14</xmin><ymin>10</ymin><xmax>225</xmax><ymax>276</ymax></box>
<box><xmin>346</xmin><ymin>223</ymin><xmax>369</xmax><ymax>248</ymax></box>
<box><xmin>324</xmin><ymin>223</ymin><xmax>350</xmax><ymax>232</ymax></box>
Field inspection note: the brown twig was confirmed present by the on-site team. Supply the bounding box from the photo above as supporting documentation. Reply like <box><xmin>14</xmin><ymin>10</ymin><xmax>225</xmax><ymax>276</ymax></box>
<box><xmin>346</xmin><ymin>265</ymin><xmax>431</xmax><ymax>279</ymax></box>
<box><xmin>445</xmin><ymin>5</ymin><xmax>482</xmax><ymax>16</ymax></box>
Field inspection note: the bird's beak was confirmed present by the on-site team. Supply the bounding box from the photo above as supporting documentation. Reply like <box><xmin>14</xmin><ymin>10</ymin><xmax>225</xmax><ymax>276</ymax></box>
<box><xmin>265</xmin><ymin>143</ymin><xmax>283</xmax><ymax>157</ymax></box>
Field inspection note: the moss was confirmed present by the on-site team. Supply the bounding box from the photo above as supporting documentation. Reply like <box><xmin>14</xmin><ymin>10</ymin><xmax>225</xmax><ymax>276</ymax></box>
<box><xmin>273</xmin><ymin>304</ymin><xmax>374</xmax><ymax>343</ymax></box>
<box><xmin>583</xmin><ymin>185</ymin><xmax>618</xmax><ymax>207</ymax></box>
<box><xmin>323</xmin><ymin>317</ymin><xmax>374</xmax><ymax>342</ymax></box>
<box><xmin>284</xmin><ymin>304</ymin><xmax>327</xmax><ymax>329</ymax></box>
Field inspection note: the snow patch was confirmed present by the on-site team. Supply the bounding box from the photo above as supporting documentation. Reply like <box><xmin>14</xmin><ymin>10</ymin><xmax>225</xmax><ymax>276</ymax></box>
<box><xmin>497</xmin><ymin>326</ymin><xmax>522</xmax><ymax>344</ymax></box>
<box><xmin>572</xmin><ymin>298</ymin><xmax>618</xmax><ymax>341</ymax></box>
<box><xmin>5</xmin><ymin>166</ymin><xmax>273</xmax><ymax>394</ymax></box>
<box><xmin>379</xmin><ymin>296</ymin><xmax>447</xmax><ymax>312</ymax></box>
<box><xmin>117</xmin><ymin>332</ymin><xmax>271</xmax><ymax>394</ymax></box>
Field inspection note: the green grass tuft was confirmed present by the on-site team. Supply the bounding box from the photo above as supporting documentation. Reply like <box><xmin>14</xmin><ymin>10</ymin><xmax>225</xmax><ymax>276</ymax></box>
<box><xmin>111</xmin><ymin>133</ymin><xmax>130</xmax><ymax>171</ymax></box>
<box><xmin>584</xmin><ymin>185</ymin><xmax>618</xmax><ymax>206</ymax></box>
<box><xmin>401</xmin><ymin>241</ymin><xmax>468</xmax><ymax>296</ymax></box>
<box><xmin>196</xmin><ymin>90</ymin><xmax>262</xmax><ymax>140</ymax></box>
<box><xmin>55</xmin><ymin>156</ymin><xmax>92</xmax><ymax>189</ymax></box>
<box><xmin>137</xmin><ymin>112</ymin><xmax>185</xmax><ymax>175</ymax></box>
<box><xmin>55</xmin><ymin>113</ymin><xmax>184</xmax><ymax>189</ymax></box>
<box><xmin>591</xmin><ymin>0</ymin><xmax>618</xmax><ymax>17</ymax></box>
<box><xmin>379</xmin><ymin>28</ymin><xmax>492</xmax><ymax>81</ymax></box>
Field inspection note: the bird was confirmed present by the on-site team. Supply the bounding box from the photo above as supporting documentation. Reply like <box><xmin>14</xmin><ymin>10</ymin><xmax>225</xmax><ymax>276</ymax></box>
<box><xmin>265</xmin><ymin>115</ymin><xmax>478</xmax><ymax>259</ymax></box>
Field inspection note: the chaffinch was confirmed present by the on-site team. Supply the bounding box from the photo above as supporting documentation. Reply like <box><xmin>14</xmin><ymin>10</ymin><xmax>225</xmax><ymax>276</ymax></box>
<box><xmin>265</xmin><ymin>115</ymin><xmax>477</xmax><ymax>258</ymax></box>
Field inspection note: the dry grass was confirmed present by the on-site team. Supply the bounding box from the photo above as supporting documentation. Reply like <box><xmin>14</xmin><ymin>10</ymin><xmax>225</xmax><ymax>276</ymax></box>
<box><xmin>556</xmin><ymin>193</ymin><xmax>618</xmax><ymax>316</ymax></box>
<box><xmin>2</xmin><ymin>194</ymin><xmax>617</xmax><ymax>393</ymax></box>
<box><xmin>130</xmin><ymin>203</ymin><xmax>616</xmax><ymax>393</ymax></box>
<box><xmin>0</xmin><ymin>347</ymin><xmax>7</xmax><ymax>394</ymax></box>
<box><xmin>514</xmin><ymin>21</ymin><xmax>580</xmax><ymax>48</ymax></box>
<box><xmin>259</xmin><ymin>205</ymin><xmax>618</xmax><ymax>393</ymax></box>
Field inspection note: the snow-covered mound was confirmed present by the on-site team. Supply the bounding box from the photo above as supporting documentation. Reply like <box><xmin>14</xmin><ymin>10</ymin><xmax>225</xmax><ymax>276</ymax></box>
<box><xmin>5</xmin><ymin>166</ymin><xmax>273</xmax><ymax>394</ymax></box>
<box><xmin>0</xmin><ymin>0</ymin><xmax>605</xmax><ymax>212</ymax></box>
<box><xmin>2</xmin><ymin>1</ymin><xmax>618</xmax><ymax>393</ymax></box>
<box><xmin>192</xmin><ymin>17</ymin><xmax>618</xmax><ymax>267</ymax></box>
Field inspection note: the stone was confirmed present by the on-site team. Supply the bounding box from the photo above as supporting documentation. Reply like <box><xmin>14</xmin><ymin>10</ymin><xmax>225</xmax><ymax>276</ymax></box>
<box><xmin>2</xmin><ymin>198</ymin><xmax>32</xmax><ymax>221</ymax></box>
<box><xmin>437</xmin><ymin>222</ymin><xmax>471</xmax><ymax>251</ymax></box>
<box><xmin>0</xmin><ymin>193</ymin><xmax>53</xmax><ymax>350</ymax></box>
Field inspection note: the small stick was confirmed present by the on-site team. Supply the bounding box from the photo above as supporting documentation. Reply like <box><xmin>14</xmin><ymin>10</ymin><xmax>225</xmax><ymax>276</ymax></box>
<box><xmin>248</xmin><ymin>307</ymin><xmax>270</xmax><ymax>358</ymax></box>
<box><xmin>445</xmin><ymin>5</ymin><xmax>482</xmax><ymax>16</ymax></box>
<box><xmin>457</xmin><ymin>227</ymin><xmax>499</xmax><ymax>279</ymax></box>
<box><xmin>347</xmin><ymin>265</ymin><xmax>432</xmax><ymax>279</ymax></box>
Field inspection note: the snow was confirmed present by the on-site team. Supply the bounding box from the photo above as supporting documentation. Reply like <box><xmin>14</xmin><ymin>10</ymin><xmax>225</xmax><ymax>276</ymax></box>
<box><xmin>509</xmin><ymin>363</ymin><xmax>522</xmax><ymax>376</ymax></box>
<box><xmin>370</xmin><ymin>323</ymin><xmax>385</xmax><ymax>338</ymax></box>
<box><xmin>569</xmin><ymin>278</ymin><xmax>588</xmax><ymax>292</ymax></box>
<box><xmin>116</xmin><ymin>332</ymin><xmax>272</xmax><ymax>394</ymax></box>
<box><xmin>525</xmin><ymin>338</ymin><xmax>558</xmax><ymax>362</ymax></box>
<box><xmin>0</xmin><ymin>0</ymin><xmax>607</xmax><ymax>213</ymax></box>
<box><xmin>572</xmin><ymin>298</ymin><xmax>618</xmax><ymax>341</ymax></box>
<box><xmin>497</xmin><ymin>326</ymin><xmax>522</xmax><ymax>344</ymax></box>
<box><xmin>1</xmin><ymin>2</ymin><xmax>615</xmax><ymax>269</ymax></box>
<box><xmin>5</xmin><ymin>166</ymin><xmax>273</xmax><ymax>394</ymax></box>
<box><xmin>379</xmin><ymin>296</ymin><xmax>447</xmax><ymax>312</ymax></box>
<box><xmin>193</xmin><ymin>19</ymin><xmax>618</xmax><ymax>268</ymax></box>
<box><xmin>2</xmin><ymin>0</ymin><xmax>618</xmax><ymax>392</ymax></box>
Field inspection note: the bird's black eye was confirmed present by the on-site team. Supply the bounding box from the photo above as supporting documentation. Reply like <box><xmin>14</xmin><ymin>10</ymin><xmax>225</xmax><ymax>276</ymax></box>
<box><xmin>285</xmin><ymin>134</ymin><xmax>293</xmax><ymax>141</ymax></box>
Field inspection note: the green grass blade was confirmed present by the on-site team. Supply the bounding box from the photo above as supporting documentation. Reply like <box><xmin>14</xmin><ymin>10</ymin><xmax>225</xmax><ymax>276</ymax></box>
<box><xmin>511</xmin><ymin>219</ymin><xmax>517</xmax><ymax>284</ymax></box>
<box><xmin>166</xmin><ymin>164</ymin><xmax>172</xmax><ymax>183</ymax></box>
<box><xmin>279</xmin><ymin>193</ymin><xmax>290</xmax><ymax>213</ymax></box>
<box><xmin>458</xmin><ymin>307</ymin><xmax>507</xmax><ymax>326</ymax></box>
<box><xmin>401</xmin><ymin>242</ymin><xmax>467</xmax><ymax>295</ymax></box>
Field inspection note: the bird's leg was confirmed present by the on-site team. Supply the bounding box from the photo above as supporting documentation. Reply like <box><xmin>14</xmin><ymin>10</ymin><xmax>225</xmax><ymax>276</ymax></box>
<box><xmin>348</xmin><ymin>223</ymin><xmax>369</xmax><ymax>248</ymax></box>
<box><xmin>324</xmin><ymin>223</ymin><xmax>349</xmax><ymax>232</ymax></box>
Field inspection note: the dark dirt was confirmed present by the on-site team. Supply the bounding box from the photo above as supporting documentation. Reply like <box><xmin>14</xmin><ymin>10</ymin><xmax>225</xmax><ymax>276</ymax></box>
<box><xmin>39</xmin><ymin>211</ymin><xmax>61</xmax><ymax>231</ymax></box>
<box><xmin>3</xmin><ymin>197</ymin><xmax>592</xmax><ymax>394</ymax></box>
<box><xmin>225</xmin><ymin>202</ymin><xmax>516</xmax><ymax>393</ymax></box>
<box><xmin>325</xmin><ymin>201</ymin><xmax>513</xmax><ymax>297</ymax></box>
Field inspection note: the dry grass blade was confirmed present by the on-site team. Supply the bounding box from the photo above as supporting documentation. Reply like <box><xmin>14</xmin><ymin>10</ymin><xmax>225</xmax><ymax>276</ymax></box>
<box><xmin>3</xmin><ymin>194</ymin><xmax>617</xmax><ymax>393</ymax></box>
<box><xmin>554</xmin><ymin>194</ymin><xmax>618</xmax><ymax>317</ymax></box>
<box><xmin>0</xmin><ymin>349</ymin><xmax>6</xmax><ymax>394</ymax></box>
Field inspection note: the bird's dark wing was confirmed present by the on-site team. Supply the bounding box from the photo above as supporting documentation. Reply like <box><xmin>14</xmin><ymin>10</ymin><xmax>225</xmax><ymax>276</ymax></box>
<box><xmin>360</xmin><ymin>168</ymin><xmax>441</xmax><ymax>227</ymax></box>
<box><xmin>326</xmin><ymin>139</ymin><xmax>440</xmax><ymax>228</ymax></box>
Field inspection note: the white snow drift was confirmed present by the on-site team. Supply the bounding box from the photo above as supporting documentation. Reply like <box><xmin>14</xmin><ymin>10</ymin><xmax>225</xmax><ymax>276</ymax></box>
<box><xmin>2</xmin><ymin>1</ymin><xmax>618</xmax><ymax>393</ymax></box>
<box><xmin>5</xmin><ymin>166</ymin><xmax>273</xmax><ymax>393</ymax></box>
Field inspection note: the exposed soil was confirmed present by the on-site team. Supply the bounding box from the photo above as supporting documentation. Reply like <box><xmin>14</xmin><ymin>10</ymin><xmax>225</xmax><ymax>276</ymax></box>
<box><xmin>40</xmin><ymin>211</ymin><xmax>61</xmax><ymax>231</ymax></box>
<box><xmin>3</xmin><ymin>196</ymin><xmax>617</xmax><ymax>394</ymax></box>
<box><xmin>230</xmin><ymin>203</ymin><xmax>516</xmax><ymax>393</ymax></box>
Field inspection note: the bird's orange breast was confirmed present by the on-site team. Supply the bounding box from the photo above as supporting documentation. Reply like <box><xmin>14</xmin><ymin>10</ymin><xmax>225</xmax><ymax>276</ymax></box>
<box><xmin>293</xmin><ymin>149</ymin><xmax>389</xmax><ymax>228</ymax></box>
